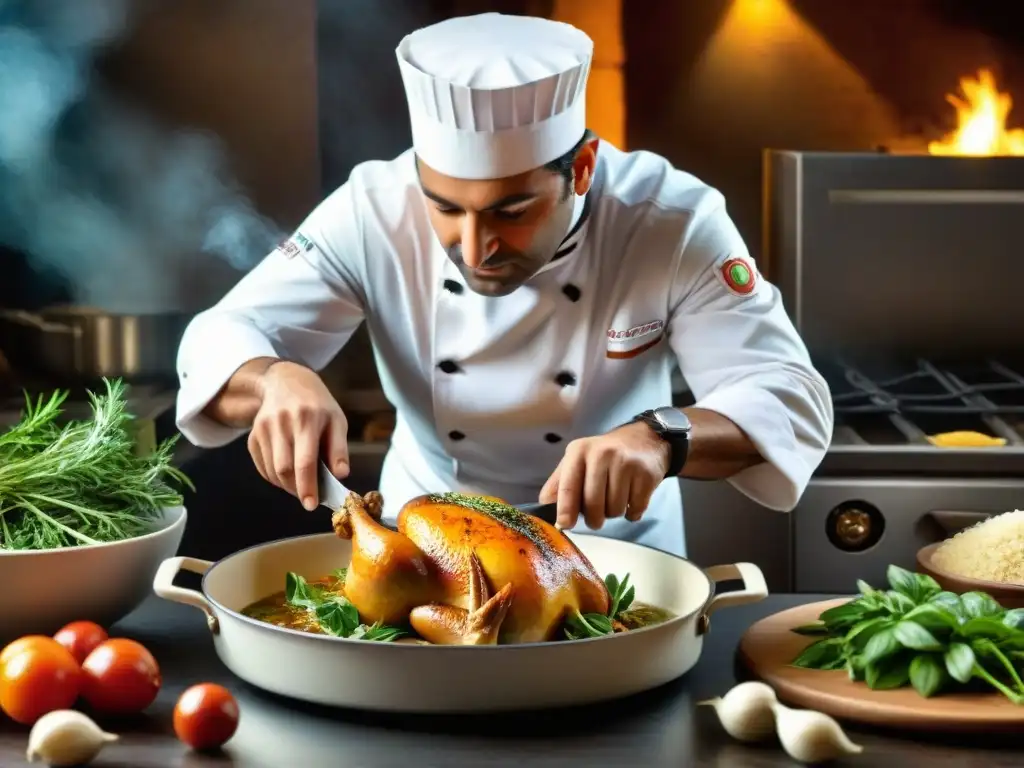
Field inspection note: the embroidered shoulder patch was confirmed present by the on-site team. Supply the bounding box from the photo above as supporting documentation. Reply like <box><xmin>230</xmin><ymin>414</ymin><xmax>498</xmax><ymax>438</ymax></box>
<box><xmin>275</xmin><ymin>231</ymin><xmax>316</xmax><ymax>259</ymax></box>
<box><xmin>717</xmin><ymin>256</ymin><xmax>757</xmax><ymax>296</ymax></box>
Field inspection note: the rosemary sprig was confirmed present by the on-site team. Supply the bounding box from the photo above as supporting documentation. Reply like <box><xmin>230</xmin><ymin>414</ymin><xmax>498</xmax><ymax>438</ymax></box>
<box><xmin>0</xmin><ymin>378</ymin><xmax>193</xmax><ymax>550</ymax></box>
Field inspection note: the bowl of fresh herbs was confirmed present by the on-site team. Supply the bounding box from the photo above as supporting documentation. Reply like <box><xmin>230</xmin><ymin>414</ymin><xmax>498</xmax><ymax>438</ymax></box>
<box><xmin>0</xmin><ymin>378</ymin><xmax>192</xmax><ymax>640</ymax></box>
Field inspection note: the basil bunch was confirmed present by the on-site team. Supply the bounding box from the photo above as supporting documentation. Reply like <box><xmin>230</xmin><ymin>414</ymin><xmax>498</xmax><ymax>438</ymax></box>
<box><xmin>791</xmin><ymin>565</ymin><xmax>1024</xmax><ymax>703</ymax></box>
<box><xmin>286</xmin><ymin>572</ymin><xmax>405</xmax><ymax>642</ymax></box>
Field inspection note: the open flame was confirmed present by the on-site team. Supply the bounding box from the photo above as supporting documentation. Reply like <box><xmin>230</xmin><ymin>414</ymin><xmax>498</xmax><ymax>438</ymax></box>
<box><xmin>927</xmin><ymin>69</ymin><xmax>1024</xmax><ymax>156</ymax></box>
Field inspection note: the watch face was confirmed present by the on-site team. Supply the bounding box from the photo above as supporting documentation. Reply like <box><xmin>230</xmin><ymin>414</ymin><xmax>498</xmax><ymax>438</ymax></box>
<box><xmin>654</xmin><ymin>407</ymin><xmax>691</xmax><ymax>433</ymax></box>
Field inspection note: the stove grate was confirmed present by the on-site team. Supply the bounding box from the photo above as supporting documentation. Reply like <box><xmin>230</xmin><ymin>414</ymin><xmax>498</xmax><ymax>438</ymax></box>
<box><xmin>827</xmin><ymin>359</ymin><xmax>1024</xmax><ymax>446</ymax></box>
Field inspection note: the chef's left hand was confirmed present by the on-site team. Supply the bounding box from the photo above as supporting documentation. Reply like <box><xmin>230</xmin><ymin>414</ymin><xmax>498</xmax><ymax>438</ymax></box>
<box><xmin>538</xmin><ymin>421</ymin><xmax>670</xmax><ymax>530</ymax></box>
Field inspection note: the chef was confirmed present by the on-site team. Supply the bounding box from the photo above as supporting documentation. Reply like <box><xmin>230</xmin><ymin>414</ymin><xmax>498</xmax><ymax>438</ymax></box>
<box><xmin>174</xmin><ymin>12</ymin><xmax>833</xmax><ymax>557</ymax></box>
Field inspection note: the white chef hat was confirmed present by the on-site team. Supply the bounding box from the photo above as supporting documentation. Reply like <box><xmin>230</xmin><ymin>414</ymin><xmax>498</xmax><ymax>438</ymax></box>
<box><xmin>395</xmin><ymin>12</ymin><xmax>593</xmax><ymax>180</ymax></box>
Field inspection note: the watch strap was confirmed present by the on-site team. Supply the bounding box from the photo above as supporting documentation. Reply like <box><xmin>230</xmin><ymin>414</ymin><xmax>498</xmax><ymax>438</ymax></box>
<box><xmin>635</xmin><ymin>409</ymin><xmax>690</xmax><ymax>478</ymax></box>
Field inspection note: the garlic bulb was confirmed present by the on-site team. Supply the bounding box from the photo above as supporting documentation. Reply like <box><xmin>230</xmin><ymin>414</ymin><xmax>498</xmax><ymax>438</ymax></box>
<box><xmin>698</xmin><ymin>681</ymin><xmax>778</xmax><ymax>742</ymax></box>
<box><xmin>770</xmin><ymin>702</ymin><xmax>863</xmax><ymax>764</ymax></box>
<box><xmin>26</xmin><ymin>709</ymin><xmax>118</xmax><ymax>767</ymax></box>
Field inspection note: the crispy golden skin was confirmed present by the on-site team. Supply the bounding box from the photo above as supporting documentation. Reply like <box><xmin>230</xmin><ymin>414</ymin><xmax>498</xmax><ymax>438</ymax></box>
<box><xmin>332</xmin><ymin>491</ymin><xmax>610</xmax><ymax>645</ymax></box>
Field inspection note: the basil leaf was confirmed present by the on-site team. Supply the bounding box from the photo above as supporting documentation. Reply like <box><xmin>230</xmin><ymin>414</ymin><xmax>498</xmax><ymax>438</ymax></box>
<box><xmin>886</xmin><ymin>565</ymin><xmax>918</xmax><ymax>598</ymax></box>
<box><xmin>960</xmin><ymin>616</ymin><xmax>1015</xmax><ymax>641</ymax></box>
<box><xmin>791</xmin><ymin>637</ymin><xmax>845</xmax><ymax>669</ymax></box>
<box><xmin>791</xmin><ymin>622</ymin><xmax>830</xmax><ymax>636</ymax></box>
<box><xmin>856</xmin><ymin>579</ymin><xmax>880</xmax><ymax>598</ymax></box>
<box><xmin>883</xmin><ymin>592</ymin><xmax>917</xmax><ymax>616</ymax></box>
<box><xmin>285</xmin><ymin>572</ymin><xmax>323</xmax><ymax>610</ymax></box>
<box><xmin>929</xmin><ymin>591</ymin><xmax>968</xmax><ymax>623</ymax></box>
<box><xmin>862</xmin><ymin>627</ymin><xmax>901</xmax><ymax>664</ymax></box>
<box><xmin>902</xmin><ymin>604</ymin><xmax>958</xmax><ymax>634</ymax></box>
<box><xmin>846</xmin><ymin>656</ymin><xmax>865</xmax><ymax>681</ymax></box>
<box><xmin>819</xmin><ymin>602</ymin><xmax>865</xmax><ymax>630</ymax></box>
<box><xmin>909</xmin><ymin>654</ymin><xmax>947</xmax><ymax>697</ymax></box>
<box><xmin>617</xmin><ymin>584</ymin><xmax>636</xmax><ymax>616</ymax></box>
<box><xmin>866</xmin><ymin>654</ymin><xmax>912</xmax><ymax>690</ymax></box>
<box><xmin>605</xmin><ymin>573</ymin><xmax>635</xmax><ymax>617</ymax></box>
<box><xmin>1002</xmin><ymin>608</ymin><xmax>1024</xmax><ymax>630</ymax></box>
<box><xmin>961</xmin><ymin>591</ymin><xmax>1004</xmax><ymax>620</ymax></box>
<box><xmin>605</xmin><ymin>573</ymin><xmax>619</xmax><ymax>595</ymax></box>
<box><xmin>893</xmin><ymin>621</ymin><xmax>944</xmax><ymax>651</ymax></box>
<box><xmin>352</xmin><ymin>622</ymin><xmax>405</xmax><ymax>642</ymax></box>
<box><xmin>566</xmin><ymin>611</ymin><xmax>615</xmax><ymax>638</ymax></box>
<box><xmin>315</xmin><ymin>597</ymin><xmax>361</xmax><ymax>636</ymax></box>
<box><xmin>945</xmin><ymin>642</ymin><xmax>976</xmax><ymax>683</ymax></box>
<box><xmin>845</xmin><ymin>617</ymin><xmax>892</xmax><ymax>652</ymax></box>
<box><xmin>914</xmin><ymin>573</ymin><xmax>943</xmax><ymax>602</ymax></box>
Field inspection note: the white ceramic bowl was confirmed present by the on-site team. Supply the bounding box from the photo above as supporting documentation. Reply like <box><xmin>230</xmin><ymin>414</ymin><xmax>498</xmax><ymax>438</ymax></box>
<box><xmin>0</xmin><ymin>506</ymin><xmax>187</xmax><ymax>641</ymax></box>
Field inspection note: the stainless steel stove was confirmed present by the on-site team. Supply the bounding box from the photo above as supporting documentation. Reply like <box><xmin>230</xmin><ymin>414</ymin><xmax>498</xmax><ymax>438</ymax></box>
<box><xmin>678</xmin><ymin>150</ymin><xmax>1024</xmax><ymax>594</ymax></box>
<box><xmin>794</xmin><ymin>357</ymin><xmax>1024</xmax><ymax>593</ymax></box>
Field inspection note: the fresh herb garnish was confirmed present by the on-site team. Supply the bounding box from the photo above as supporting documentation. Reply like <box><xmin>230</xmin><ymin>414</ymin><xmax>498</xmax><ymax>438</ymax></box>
<box><xmin>790</xmin><ymin>564</ymin><xmax>1024</xmax><ymax>703</ymax></box>
<box><xmin>564</xmin><ymin>573</ymin><xmax>636</xmax><ymax>640</ymax></box>
<box><xmin>0</xmin><ymin>378</ymin><xmax>193</xmax><ymax>550</ymax></box>
<box><xmin>284</xmin><ymin>572</ymin><xmax>404</xmax><ymax>642</ymax></box>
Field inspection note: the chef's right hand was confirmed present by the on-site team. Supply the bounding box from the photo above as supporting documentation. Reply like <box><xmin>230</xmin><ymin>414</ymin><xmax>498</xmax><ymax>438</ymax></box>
<box><xmin>249</xmin><ymin>360</ymin><xmax>350</xmax><ymax>511</ymax></box>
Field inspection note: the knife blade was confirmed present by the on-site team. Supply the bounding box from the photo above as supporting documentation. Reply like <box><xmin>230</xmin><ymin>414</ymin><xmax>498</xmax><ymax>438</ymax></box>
<box><xmin>317</xmin><ymin>460</ymin><xmax>352</xmax><ymax>511</ymax></box>
<box><xmin>514</xmin><ymin>501</ymin><xmax>559</xmax><ymax>526</ymax></box>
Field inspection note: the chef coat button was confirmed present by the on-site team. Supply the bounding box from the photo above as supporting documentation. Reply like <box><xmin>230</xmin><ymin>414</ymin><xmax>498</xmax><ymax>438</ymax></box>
<box><xmin>443</xmin><ymin>279</ymin><xmax>463</xmax><ymax>295</ymax></box>
<box><xmin>544</xmin><ymin>433</ymin><xmax>562</xmax><ymax>443</ymax></box>
<box><xmin>438</xmin><ymin>360</ymin><xmax>461</xmax><ymax>374</ymax></box>
<box><xmin>555</xmin><ymin>371</ymin><xmax>576</xmax><ymax>387</ymax></box>
<box><xmin>448</xmin><ymin>430</ymin><xmax>466</xmax><ymax>441</ymax></box>
<box><xmin>562</xmin><ymin>284</ymin><xmax>582</xmax><ymax>302</ymax></box>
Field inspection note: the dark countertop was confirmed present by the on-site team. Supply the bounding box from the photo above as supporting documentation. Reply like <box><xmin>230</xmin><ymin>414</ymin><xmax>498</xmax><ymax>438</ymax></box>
<box><xmin>2</xmin><ymin>595</ymin><xmax>1022</xmax><ymax>767</ymax></box>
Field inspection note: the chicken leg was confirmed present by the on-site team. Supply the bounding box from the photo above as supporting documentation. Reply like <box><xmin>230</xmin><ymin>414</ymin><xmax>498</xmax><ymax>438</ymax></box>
<box><xmin>409</xmin><ymin>553</ymin><xmax>514</xmax><ymax>645</ymax></box>
<box><xmin>332</xmin><ymin>491</ymin><xmax>440</xmax><ymax>625</ymax></box>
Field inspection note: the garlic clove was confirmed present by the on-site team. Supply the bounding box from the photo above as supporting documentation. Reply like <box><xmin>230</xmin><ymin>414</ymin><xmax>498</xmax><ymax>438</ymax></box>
<box><xmin>770</xmin><ymin>702</ymin><xmax>863</xmax><ymax>764</ymax></box>
<box><xmin>698</xmin><ymin>681</ymin><xmax>778</xmax><ymax>742</ymax></box>
<box><xmin>26</xmin><ymin>709</ymin><xmax>118</xmax><ymax>767</ymax></box>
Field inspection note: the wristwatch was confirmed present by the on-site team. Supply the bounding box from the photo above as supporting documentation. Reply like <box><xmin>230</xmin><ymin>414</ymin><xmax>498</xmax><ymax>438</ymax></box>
<box><xmin>632</xmin><ymin>407</ymin><xmax>692</xmax><ymax>478</ymax></box>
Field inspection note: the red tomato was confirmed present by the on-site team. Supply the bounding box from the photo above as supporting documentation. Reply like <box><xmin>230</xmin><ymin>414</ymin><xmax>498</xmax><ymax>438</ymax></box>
<box><xmin>0</xmin><ymin>636</ymin><xmax>82</xmax><ymax>725</ymax></box>
<box><xmin>173</xmin><ymin>683</ymin><xmax>240</xmax><ymax>750</ymax></box>
<box><xmin>80</xmin><ymin>638</ymin><xmax>161</xmax><ymax>714</ymax></box>
<box><xmin>53</xmin><ymin>621</ymin><xmax>108</xmax><ymax>665</ymax></box>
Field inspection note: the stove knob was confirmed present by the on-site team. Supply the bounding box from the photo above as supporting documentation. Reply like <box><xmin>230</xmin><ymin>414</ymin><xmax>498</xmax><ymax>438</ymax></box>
<box><xmin>826</xmin><ymin>501</ymin><xmax>884</xmax><ymax>552</ymax></box>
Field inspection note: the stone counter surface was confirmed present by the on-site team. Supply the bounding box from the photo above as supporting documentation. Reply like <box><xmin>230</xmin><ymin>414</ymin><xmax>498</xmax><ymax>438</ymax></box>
<box><xmin>1</xmin><ymin>594</ymin><xmax>1019</xmax><ymax>767</ymax></box>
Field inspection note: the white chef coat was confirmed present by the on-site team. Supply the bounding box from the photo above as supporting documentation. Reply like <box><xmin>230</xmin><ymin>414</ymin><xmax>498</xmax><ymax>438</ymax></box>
<box><xmin>175</xmin><ymin>142</ymin><xmax>833</xmax><ymax>557</ymax></box>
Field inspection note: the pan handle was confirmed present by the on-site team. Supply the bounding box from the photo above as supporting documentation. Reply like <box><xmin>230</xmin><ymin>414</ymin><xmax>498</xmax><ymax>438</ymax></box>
<box><xmin>0</xmin><ymin>309</ymin><xmax>77</xmax><ymax>334</ymax></box>
<box><xmin>152</xmin><ymin>556</ymin><xmax>219</xmax><ymax>634</ymax></box>
<box><xmin>697</xmin><ymin>562</ymin><xmax>769</xmax><ymax>636</ymax></box>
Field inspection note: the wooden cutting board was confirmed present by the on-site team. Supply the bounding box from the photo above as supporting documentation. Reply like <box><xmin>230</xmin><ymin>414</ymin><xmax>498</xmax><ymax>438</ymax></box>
<box><xmin>736</xmin><ymin>599</ymin><xmax>1024</xmax><ymax>733</ymax></box>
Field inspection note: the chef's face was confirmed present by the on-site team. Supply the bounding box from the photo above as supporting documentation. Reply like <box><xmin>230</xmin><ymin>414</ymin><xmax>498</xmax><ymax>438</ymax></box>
<box><xmin>417</xmin><ymin>139</ymin><xmax>598</xmax><ymax>297</ymax></box>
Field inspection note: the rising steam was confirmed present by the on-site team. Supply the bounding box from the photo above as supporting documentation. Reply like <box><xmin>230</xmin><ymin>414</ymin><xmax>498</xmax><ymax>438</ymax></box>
<box><xmin>0</xmin><ymin>0</ymin><xmax>282</xmax><ymax>313</ymax></box>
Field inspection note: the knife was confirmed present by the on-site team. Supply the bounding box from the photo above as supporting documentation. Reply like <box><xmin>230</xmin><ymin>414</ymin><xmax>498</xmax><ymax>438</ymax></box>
<box><xmin>317</xmin><ymin>460</ymin><xmax>352</xmax><ymax>511</ymax></box>
<box><xmin>514</xmin><ymin>501</ymin><xmax>559</xmax><ymax>526</ymax></box>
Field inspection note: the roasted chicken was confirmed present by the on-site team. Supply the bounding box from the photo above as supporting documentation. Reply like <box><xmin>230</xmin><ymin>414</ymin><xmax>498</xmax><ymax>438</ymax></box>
<box><xmin>331</xmin><ymin>491</ymin><xmax>610</xmax><ymax>645</ymax></box>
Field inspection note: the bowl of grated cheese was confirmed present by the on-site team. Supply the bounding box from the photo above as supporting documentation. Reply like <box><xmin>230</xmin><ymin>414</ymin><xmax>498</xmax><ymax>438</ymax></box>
<box><xmin>917</xmin><ymin>510</ymin><xmax>1024</xmax><ymax>609</ymax></box>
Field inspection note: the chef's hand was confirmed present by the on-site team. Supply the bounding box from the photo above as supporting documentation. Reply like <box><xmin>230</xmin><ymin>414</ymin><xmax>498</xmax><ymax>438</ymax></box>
<box><xmin>249</xmin><ymin>360</ymin><xmax>350</xmax><ymax>510</ymax></box>
<box><xmin>539</xmin><ymin>422</ymin><xmax>670</xmax><ymax>530</ymax></box>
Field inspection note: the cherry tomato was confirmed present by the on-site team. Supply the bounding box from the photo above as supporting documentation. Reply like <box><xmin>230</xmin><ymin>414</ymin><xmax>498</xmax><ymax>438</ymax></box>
<box><xmin>173</xmin><ymin>683</ymin><xmax>240</xmax><ymax>750</ymax></box>
<box><xmin>80</xmin><ymin>638</ymin><xmax>161</xmax><ymax>714</ymax></box>
<box><xmin>0</xmin><ymin>636</ymin><xmax>82</xmax><ymax>725</ymax></box>
<box><xmin>53</xmin><ymin>621</ymin><xmax>108</xmax><ymax>665</ymax></box>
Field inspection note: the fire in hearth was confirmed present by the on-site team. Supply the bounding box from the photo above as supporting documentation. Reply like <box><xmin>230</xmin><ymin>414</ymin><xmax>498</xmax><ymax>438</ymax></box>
<box><xmin>928</xmin><ymin>69</ymin><xmax>1024</xmax><ymax>156</ymax></box>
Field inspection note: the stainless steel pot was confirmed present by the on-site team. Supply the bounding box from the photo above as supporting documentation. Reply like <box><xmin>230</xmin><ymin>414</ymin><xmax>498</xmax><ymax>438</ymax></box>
<box><xmin>0</xmin><ymin>306</ymin><xmax>193</xmax><ymax>380</ymax></box>
<box><xmin>153</xmin><ymin>532</ymin><xmax>768</xmax><ymax>713</ymax></box>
